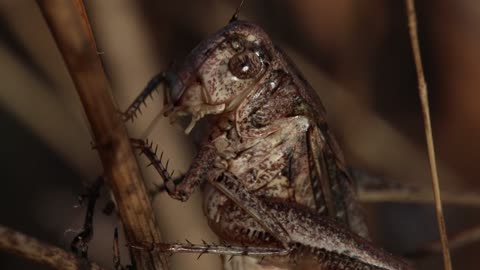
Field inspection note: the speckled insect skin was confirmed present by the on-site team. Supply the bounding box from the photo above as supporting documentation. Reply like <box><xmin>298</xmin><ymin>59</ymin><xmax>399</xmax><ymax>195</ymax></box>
<box><xmin>154</xmin><ymin>20</ymin><xmax>413</xmax><ymax>270</ymax></box>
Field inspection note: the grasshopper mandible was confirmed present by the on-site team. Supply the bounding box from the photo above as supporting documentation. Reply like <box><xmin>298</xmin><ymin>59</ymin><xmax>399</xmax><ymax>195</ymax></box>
<box><xmin>126</xmin><ymin>17</ymin><xmax>413</xmax><ymax>270</ymax></box>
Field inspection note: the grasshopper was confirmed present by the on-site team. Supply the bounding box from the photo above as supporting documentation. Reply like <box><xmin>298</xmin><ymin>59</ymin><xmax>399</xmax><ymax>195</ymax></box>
<box><xmin>126</xmin><ymin>17</ymin><xmax>414</xmax><ymax>270</ymax></box>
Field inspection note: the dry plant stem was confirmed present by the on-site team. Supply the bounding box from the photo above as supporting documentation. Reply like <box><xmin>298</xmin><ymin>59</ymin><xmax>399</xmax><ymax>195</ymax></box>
<box><xmin>419</xmin><ymin>226</ymin><xmax>480</xmax><ymax>255</ymax></box>
<box><xmin>0</xmin><ymin>225</ymin><xmax>106</xmax><ymax>270</ymax></box>
<box><xmin>405</xmin><ymin>1</ymin><xmax>452</xmax><ymax>270</ymax></box>
<box><xmin>358</xmin><ymin>189</ymin><xmax>480</xmax><ymax>207</ymax></box>
<box><xmin>36</xmin><ymin>1</ymin><xmax>168</xmax><ymax>269</ymax></box>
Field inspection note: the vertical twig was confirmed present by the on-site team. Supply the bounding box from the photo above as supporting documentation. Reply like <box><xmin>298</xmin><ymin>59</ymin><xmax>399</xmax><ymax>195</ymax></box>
<box><xmin>35</xmin><ymin>1</ymin><xmax>168</xmax><ymax>269</ymax></box>
<box><xmin>405</xmin><ymin>1</ymin><xmax>452</xmax><ymax>269</ymax></box>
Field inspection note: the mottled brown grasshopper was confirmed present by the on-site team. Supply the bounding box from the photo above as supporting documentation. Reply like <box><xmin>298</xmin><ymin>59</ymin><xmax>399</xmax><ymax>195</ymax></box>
<box><xmin>126</xmin><ymin>17</ymin><xmax>414</xmax><ymax>270</ymax></box>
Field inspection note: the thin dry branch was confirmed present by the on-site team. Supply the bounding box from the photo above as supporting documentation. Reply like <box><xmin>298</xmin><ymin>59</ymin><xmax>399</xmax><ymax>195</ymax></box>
<box><xmin>405</xmin><ymin>1</ymin><xmax>452</xmax><ymax>270</ymax></box>
<box><xmin>358</xmin><ymin>188</ymin><xmax>480</xmax><ymax>207</ymax></box>
<box><xmin>0</xmin><ymin>225</ymin><xmax>106</xmax><ymax>270</ymax></box>
<box><xmin>36</xmin><ymin>1</ymin><xmax>168</xmax><ymax>269</ymax></box>
<box><xmin>414</xmin><ymin>226</ymin><xmax>480</xmax><ymax>257</ymax></box>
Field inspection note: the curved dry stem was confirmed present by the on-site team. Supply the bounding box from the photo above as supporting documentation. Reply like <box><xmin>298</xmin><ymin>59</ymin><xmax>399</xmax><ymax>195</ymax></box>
<box><xmin>0</xmin><ymin>225</ymin><xmax>105</xmax><ymax>270</ymax></box>
<box><xmin>405</xmin><ymin>1</ymin><xmax>452</xmax><ymax>269</ymax></box>
<box><xmin>35</xmin><ymin>1</ymin><xmax>168</xmax><ymax>269</ymax></box>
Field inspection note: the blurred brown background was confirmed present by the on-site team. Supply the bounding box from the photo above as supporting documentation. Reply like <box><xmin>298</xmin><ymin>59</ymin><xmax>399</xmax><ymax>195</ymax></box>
<box><xmin>1</xmin><ymin>0</ymin><xmax>479</xmax><ymax>269</ymax></box>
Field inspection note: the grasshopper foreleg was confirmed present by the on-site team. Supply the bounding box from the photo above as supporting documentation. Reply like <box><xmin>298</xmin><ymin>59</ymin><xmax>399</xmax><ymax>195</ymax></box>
<box><xmin>122</xmin><ymin>72</ymin><xmax>173</xmax><ymax>122</ymax></box>
<box><xmin>130</xmin><ymin>138</ymin><xmax>177</xmax><ymax>192</ymax></box>
<box><xmin>131</xmin><ymin>138</ymin><xmax>219</xmax><ymax>201</ymax></box>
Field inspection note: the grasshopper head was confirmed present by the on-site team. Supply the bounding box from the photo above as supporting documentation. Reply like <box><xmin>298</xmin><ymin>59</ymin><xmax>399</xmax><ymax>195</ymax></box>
<box><xmin>164</xmin><ymin>21</ymin><xmax>273</xmax><ymax>134</ymax></box>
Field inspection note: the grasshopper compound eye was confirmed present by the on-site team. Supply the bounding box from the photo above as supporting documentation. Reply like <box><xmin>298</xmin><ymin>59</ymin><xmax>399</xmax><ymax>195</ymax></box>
<box><xmin>228</xmin><ymin>51</ymin><xmax>262</xmax><ymax>79</ymax></box>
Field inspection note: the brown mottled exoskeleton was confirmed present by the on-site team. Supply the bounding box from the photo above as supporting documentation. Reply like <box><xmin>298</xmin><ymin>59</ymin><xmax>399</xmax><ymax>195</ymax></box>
<box><xmin>126</xmin><ymin>19</ymin><xmax>414</xmax><ymax>270</ymax></box>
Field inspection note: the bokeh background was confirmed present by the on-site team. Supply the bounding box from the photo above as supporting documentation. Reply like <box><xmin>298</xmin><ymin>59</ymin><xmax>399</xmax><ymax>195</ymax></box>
<box><xmin>1</xmin><ymin>0</ymin><xmax>479</xmax><ymax>269</ymax></box>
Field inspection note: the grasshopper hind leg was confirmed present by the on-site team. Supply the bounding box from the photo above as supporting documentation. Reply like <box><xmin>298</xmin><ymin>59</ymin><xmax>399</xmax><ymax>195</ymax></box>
<box><xmin>203</xmin><ymin>188</ymin><xmax>281</xmax><ymax>248</ymax></box>
<box><xmin>203</xmin><ymin>187</ymin><xmax>412</xmax><ymax>270</ymax></box>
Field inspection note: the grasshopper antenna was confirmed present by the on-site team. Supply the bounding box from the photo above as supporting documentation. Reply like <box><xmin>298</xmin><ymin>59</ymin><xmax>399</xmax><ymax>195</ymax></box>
<box><xmin>229</xmin><ymin>0</ymin><xmax>246</xmax><ymax>23</ymax></box>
